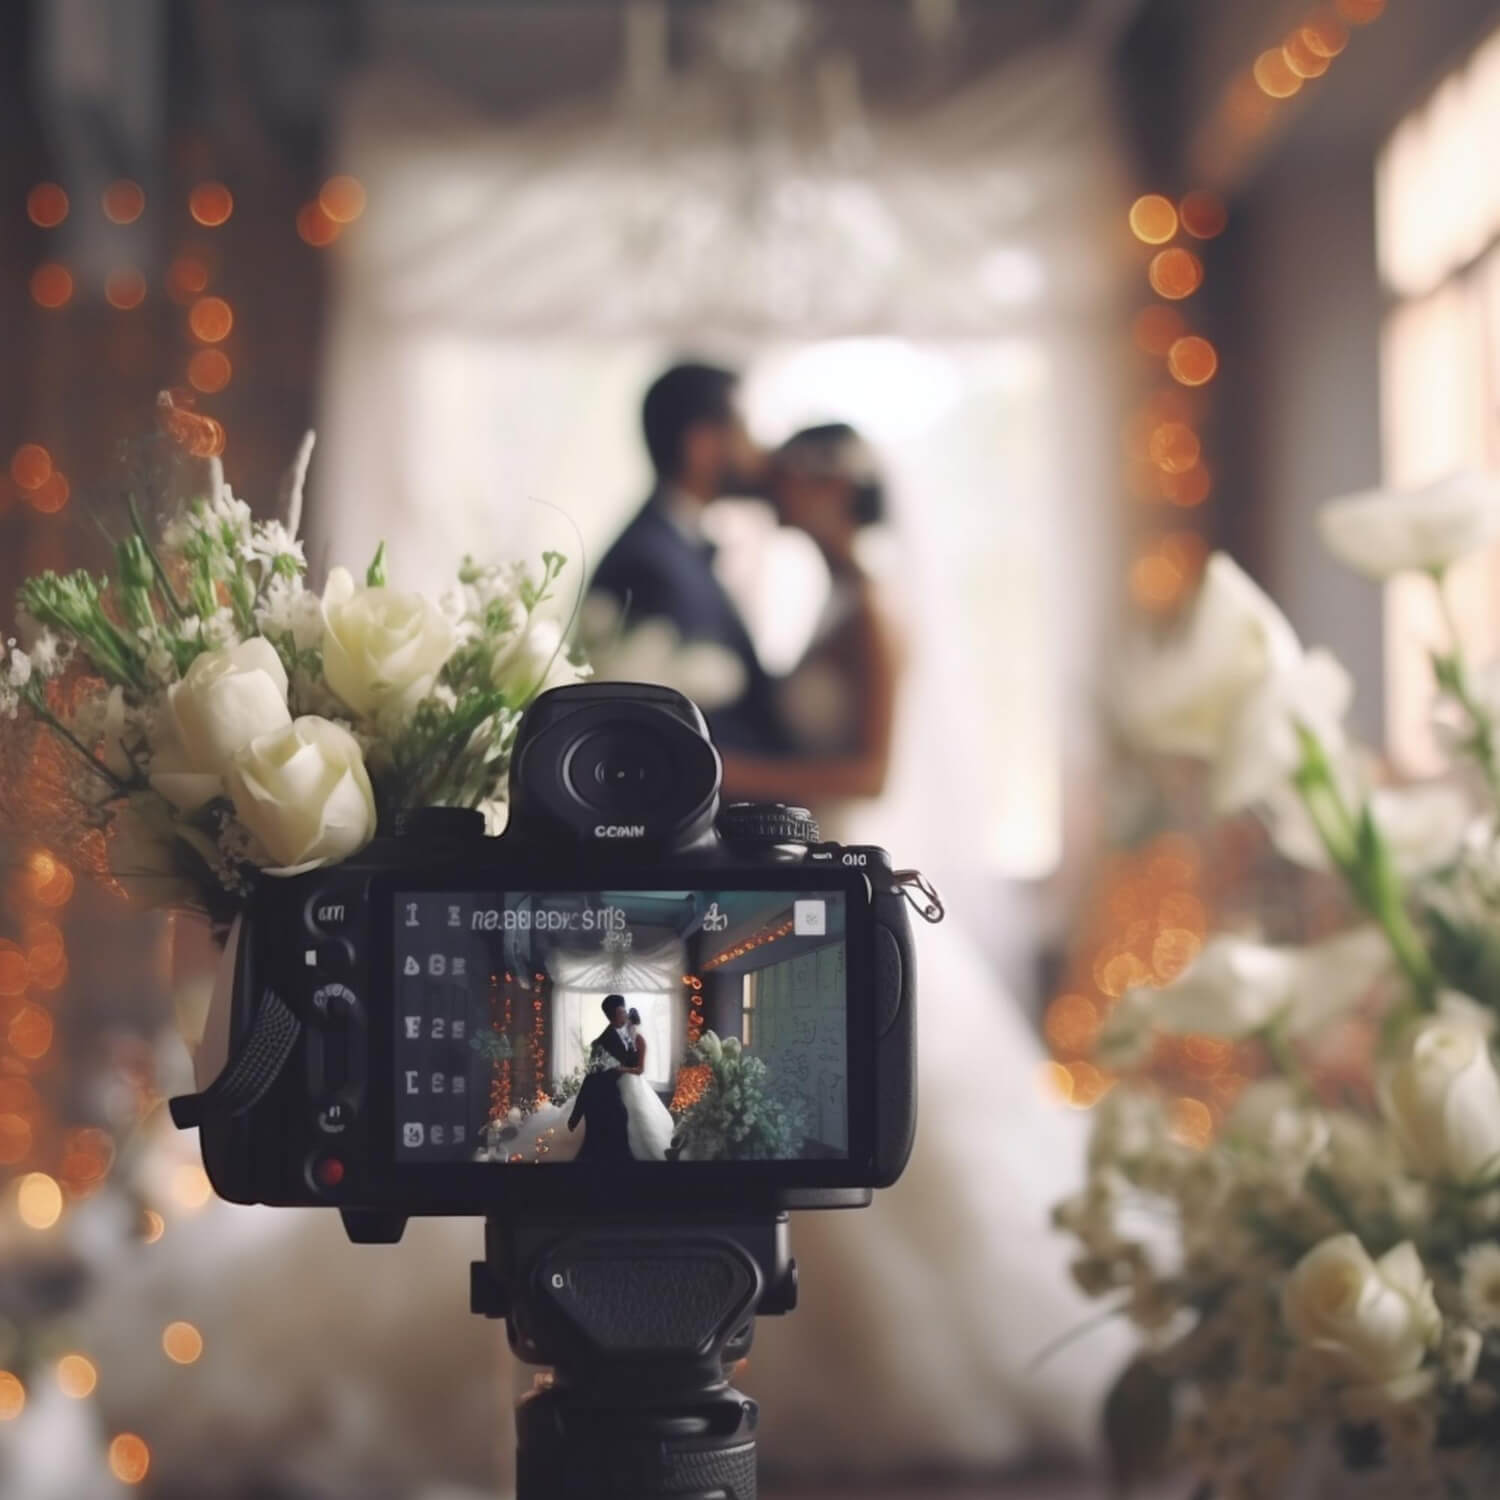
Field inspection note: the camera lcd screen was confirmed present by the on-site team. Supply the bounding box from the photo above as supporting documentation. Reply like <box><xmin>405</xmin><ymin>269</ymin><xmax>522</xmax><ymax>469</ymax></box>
<box><xmin>393</xmin><ymin>890</ymin><xmax>848</xmax><ymax>1165</ymax></box>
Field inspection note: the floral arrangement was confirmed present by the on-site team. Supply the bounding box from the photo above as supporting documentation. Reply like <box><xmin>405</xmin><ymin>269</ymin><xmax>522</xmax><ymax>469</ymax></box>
<box><xmin>0</xmin><ymin>399</ymin><xmax>587</xmax><ymax>929</ymax></box>
<box><xmin>1057</xmin><ymin>471</ymin><xmax>1500</xmax><ymax>1497</ymax></box>
<box><xmin>673</xmin><ymin>1029</ymin><xmax>806</xmax><ymax>1160</ymax></box>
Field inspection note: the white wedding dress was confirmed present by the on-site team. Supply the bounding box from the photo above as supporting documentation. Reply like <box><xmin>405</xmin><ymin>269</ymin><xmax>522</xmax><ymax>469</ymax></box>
<box><xmin>615</xmin><ymin>1036</ymin><xmax>677</xmax><ymax>1161</ymax></box>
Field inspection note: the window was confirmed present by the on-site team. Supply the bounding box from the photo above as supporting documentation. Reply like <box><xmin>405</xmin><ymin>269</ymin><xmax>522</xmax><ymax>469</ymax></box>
<box><xmin>1378</xmin><ymin>22</ymin><xmax>1500</xmax><ymax>771</ymax></box>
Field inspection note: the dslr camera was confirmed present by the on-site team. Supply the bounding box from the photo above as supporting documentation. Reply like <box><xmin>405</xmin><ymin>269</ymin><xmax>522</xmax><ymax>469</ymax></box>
<box><xmin>178</xmin><ymin>682</ymin><xmax>927</xmax><ymax>1238</ymax></box>
<box><xmin>174</xmin><ymin>681</ymin><xmax>937</xmax><ymax>1499</ymax></box>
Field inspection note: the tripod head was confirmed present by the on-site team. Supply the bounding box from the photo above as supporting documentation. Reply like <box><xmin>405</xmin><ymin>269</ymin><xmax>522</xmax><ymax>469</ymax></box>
<box><xmin>473</xmin><ymin>1216</ymin><xmax>798</xmax><ymax>1500</ymax></box>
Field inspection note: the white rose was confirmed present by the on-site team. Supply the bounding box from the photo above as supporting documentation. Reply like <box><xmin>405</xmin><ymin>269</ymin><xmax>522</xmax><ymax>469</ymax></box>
<box><xmin>161</xmin><ymin>638</ymin><xmax>291</xmax><ymax>786</ymax></box>
<box><xmin>696</xmin><ymin>1030</ymin><xmax>723</xmax><ymax>1063</ymax></box>
<box><xmin>1227</xmin><ymin>1079</ymin><xmax>1330</xmax><ymax>1164</ymax></box>
<box><xmin>225</xmin><ymin>716</ymin><xmax>377</xmax><ymax>874</ymax></box>
<box><xmin>1319</xmin><ymin>469</ymin><xmax>1500</xmax><ymax>580</ymax></box>
<box><xmin>1379</xmin><ymin>1014</ymin><xmax>1500</xmax><ymax>1184</ymax></box>
<box><xmin>492</xmin><ymin>617</ymin><xmax>587</xmax><ymax>703</ymax></box>
<box><xmin>1140</xmin><ymin>926</ymin><xmax>1390</xmax><ymax>1040</ymax></box>
<box><xmin>320</xmin><ymin>566</ymin><xmax>454</xmax><ymax>720</ymax></box>
<box><xmin>1116</xmin><ymin>553</ymin><xmax>1302</xmax><ymax>761</ymax></box>
<box><xmin>1284</xmin><ymin>1235</ymin><xmax>1440</xmax><ymax>1383</ymax></box>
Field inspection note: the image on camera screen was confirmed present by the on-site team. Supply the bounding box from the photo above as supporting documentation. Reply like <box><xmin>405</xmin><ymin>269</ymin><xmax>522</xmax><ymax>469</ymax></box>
<box><xmin>393</xmin><ymin>890</ymin><xmax>847</xmax><ymax>1164</ymax></box>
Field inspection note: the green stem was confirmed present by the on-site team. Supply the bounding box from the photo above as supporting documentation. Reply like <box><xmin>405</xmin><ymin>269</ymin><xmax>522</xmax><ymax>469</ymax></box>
<box><xmin>1293</xmin><ymin>728</ymin><xmax>1438</xmax><ymax>1006</ymax></box>
<box><xmin>1433</xmin><ymin>570</ymin><xmax>1500</xmax><ymax>808</ymax></box>
<box><xmin>128</xmin><ymin>494</ymin><xmax>186</xmax><ymax>620</ymax></box>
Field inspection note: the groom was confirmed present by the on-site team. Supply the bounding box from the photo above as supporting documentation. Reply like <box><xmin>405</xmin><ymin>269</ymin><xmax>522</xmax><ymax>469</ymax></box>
<box><xmin>567</xmin><ymin>995</ymin><xmax>636</xmax><ymax>1160</ymax></box>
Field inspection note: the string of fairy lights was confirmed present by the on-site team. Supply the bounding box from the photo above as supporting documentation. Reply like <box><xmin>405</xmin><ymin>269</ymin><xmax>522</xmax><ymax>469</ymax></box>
<box><xmin>3</xmin><ymin>169</ymin><xmax>368</xmax><ymax>1485</ymax></box>
<box><xmin>1050</xmin><ymin>0</ymin><xmax>1389</xmax><ymax>1143</ymax></box>
<box><xmin>7</xmin><ymin>171</ymin><xmax>366</xmax><ymax>516</ymax></box>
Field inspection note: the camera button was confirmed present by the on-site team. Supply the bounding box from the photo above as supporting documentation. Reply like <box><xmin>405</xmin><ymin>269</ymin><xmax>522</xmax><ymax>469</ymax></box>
<box><xmin>308</xmin><ymin>1154</ymin><xmax>346</xmax><ymax>1193</ymax></box>
<box><xmin>311</xmin><ymin>982</ymin><xmax>359</xmax><ymax>1023</ymax></box>
<box><xmin>316</xmin><ymin>1100</ymin><xmax>356</xmax><ymax>1136</ymax></box>
<box><xmin>306</xmin><ymin>892</ymin><xmax>357</xmax><ymax>936</ymax></box>
<box><xmin>300</xmin><ymin>938</ymin><xmax>356</xmax><ymax>977</ymax></box>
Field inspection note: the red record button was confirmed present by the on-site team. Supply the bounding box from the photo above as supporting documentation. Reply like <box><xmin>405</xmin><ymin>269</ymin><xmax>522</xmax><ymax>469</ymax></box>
<box><xmin>311</xmin><ymin>1155</ymin><xmax>346</xmax><ymax>1191</ymax></box>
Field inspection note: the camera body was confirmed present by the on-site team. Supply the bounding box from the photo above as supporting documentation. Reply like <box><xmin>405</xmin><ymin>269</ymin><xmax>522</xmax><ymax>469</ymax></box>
<box><xmin>189</xmin><ymin>683</ymin><xmax>918</xmax><ymax>1238</ymax></box>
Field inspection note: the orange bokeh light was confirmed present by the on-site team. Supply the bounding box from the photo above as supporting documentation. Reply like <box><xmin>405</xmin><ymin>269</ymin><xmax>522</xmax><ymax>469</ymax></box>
<box><xmin>318</xmin><ymin>174</ymin><xmax>367</xmax><ymax>224</ymax></box>
<box><xmin>296</xmin><ymin>201</ymin><xmax>341</xmax><ymax>248</ymax></box>
<box><xmin>1301</xmin><ymin>12</ymin><xmax>1350</xmax><ymax>56</ymax></box>
<box><xmin>56</xmin><ymin>1354</ymin><xmax>97</xmax><ymax>1399</ymax></box>
<box><xmin>1336</xmin><ymin>0</ymin><xmax>1384</xmax><ymax>22</ymax></box>
<box><xmin>59</xmin><ymin>1127</ymin><xmax>114</xmax><ymax>1194</ymax></box>
<box><xmin>0</xmin><ymin>1115</ymin><xmax>32</xmax><ymax>1166</ymax></box>
<box><xmin>9</xmin><ymin>1006</ymin><xmax>54</xmax><ymax>1061</ymax></box>
<box><xmin>1148</xmin><ymin>247</ymin><xmax>1203</xmax><ymax>299</ymax></box>
<box><xmin>1038</xmin><ymin>1059</ymin><xmax>1074</xmax><ymax>1104</ymax></box>
<box><xmin>187</xmin><ymin>348</ymin><xmax>232</xmax><ymax>394</ymax></box>
<box><xmin>1044</xmin><ymin>993</ymin><xmax>1100</xmax><ymax>1055</ymax></box>
<box><xmin>102</xmin><ymin>180</ymin><xmax>145</xmax><ymax>225</ymax></box>
<box><xmin>1148</xmin><ymin>421</ymin><xmax>1201</xmax><ymax>473</ymax></box>
<box><xmin>1168</xmin><ymin>335</ymin><xmax>1219</xmax><ymax>386</ymax></box>
<box><xmin>1254</xmin><ymin>48</ymin><xmax>1303</xmax><ymax>98</ymax></box>
<box><xmin>188</xmin><ymin>296</ymin><xmax>233</xmax><ymax>343</ymax></box>
<box><xmin>1169</xmin><ymin>1096</ymin><xmax>1214</xmax><ymax>1149</ymax></box>
<box><xmin>1161</xmin><ymin>462</ymin><xmax>1212</xmax><ymax>508</ymax></box>
<box><xmin>1178</xmin><ymin>190</ymin><xmax>1227</xmax><ymax>240</ymax></box>
<box><xmin>1283</xmin><ymin>31</ymin><xmax>1331</xmax><ymax>78</ymax></box>
<box><xmin>166</xmin><ymin>254</ymin><xmax>210</xmax><ymax>303</ymax></box>
<box><xmin>1132</xmin><ymin>303</ymin><xmax>1186</xmax><ymax>356</ymax></box>
<box><xmin>0</xmin><ymin>1373</ymin><xmax>24</xmax><ymax>1421</ymax></box>
<box><xmin>30</xmin><ymin>263</ymin><xmax>73</xmax><ymax>309</ymax></box>
<box><xmin>109</xmin><ymin>1434</ymin><xmax>151</xmax><ymax>1485</ymax></box>
<box><xmin>1128</xmin><ymin>193</ymin><xmax>1178</xmax><ymax>245</ymax></box>
<box><xmin>1130</xmin><ymin>553</ymin><xmax>1186</xmax><ymax>611</ymax></box>
<box><xmin>189</xmin><ymin>182</ymin><xmax>234</xmax><ymax>227</ymax></box>
<box><xmin>105</xmin><ymin>269</ymin><xmax>147</xmax><ymax>310</ymax></box>
<box><xmin>27</xmin><ymin>184</ymin><xmax>69</xmax><ymax>229</ymax></box>
<box><xmin>10</xmin><ymin>444</ymin><xmax>52</xmax><ymax>491</ymax></box>
<box><xmin>23</xmin><ymin>473</ymin><xmax>68</xmax><ymax>512</ymax></box>
<box><xmin>162</xmin><ymin>1321</ymin><xmax>204</xmax><ymax>1364</ymax></box>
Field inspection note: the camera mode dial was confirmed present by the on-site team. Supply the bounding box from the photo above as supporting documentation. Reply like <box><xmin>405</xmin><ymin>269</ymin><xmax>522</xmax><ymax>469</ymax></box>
<box><xmin>718</xmin><ymin>802</ymin><xmax>820</xmax><ymax>848</ymax></box>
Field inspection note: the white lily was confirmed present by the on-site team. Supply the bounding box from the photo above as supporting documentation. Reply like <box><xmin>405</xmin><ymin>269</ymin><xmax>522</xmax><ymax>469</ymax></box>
<box><xmin>1319</xmin><ymin>469</ymin><xmax>1500</xmax><ymax>580</ymax></box>
<box><xmin>1266</xmin><ymin>778</ymin><xmax>1470</xmax><ymax>878</ymax></box>
<box><xmin>1116</xmin><ymin>553</ymin><xmax>1302</xmax><ymax>761</ymax></box>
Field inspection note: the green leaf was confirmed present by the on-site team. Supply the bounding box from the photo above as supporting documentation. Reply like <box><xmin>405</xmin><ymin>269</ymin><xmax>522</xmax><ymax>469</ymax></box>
<box><xmin>365</xmin><ymin>541</ymin><xmax>388</xmax><ymax>588</ymax></box>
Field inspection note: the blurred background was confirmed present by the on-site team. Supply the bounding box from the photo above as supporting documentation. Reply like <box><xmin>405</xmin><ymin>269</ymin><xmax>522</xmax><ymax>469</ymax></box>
<box><xmin>2</xmin><ymin>0</ymin><xmax>1499</xmax><ymax>1496</ymax></box>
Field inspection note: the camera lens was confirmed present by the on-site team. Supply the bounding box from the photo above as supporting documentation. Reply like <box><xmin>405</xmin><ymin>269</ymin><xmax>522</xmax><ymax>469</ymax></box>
<box><xmin>568</xmin><ymin>725</ymin><xmax>678</xmax><ymax>816</ymax></box>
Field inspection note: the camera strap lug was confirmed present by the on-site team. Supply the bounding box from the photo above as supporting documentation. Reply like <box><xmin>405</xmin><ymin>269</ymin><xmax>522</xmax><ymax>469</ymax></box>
<box><xmin>892</xmin><ymin>868</ymin><xmax>945</xmax><ymax>924</ymax></box>
<box><xmin>168</xmin><ymin>985</ymin><xmax>302</xmax><ymax>1130</ymax></box>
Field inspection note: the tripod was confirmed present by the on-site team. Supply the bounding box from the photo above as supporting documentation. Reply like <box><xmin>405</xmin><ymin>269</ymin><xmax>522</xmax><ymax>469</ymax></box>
<box><xmin>471</xmin><ymin>1216</ymin><xmax>798</xmax><ymax>1500</ymax></box>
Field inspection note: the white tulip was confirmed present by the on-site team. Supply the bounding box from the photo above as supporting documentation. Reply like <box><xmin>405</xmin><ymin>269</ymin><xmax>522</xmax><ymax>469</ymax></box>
<box><xmin>1116</xmin><ymin>553</ymin><xmax>1302</xmax><ymax>761</ymax></box>
<box><xmin>491</xmin><ymin>616</ymin><xmax>587</xmax><ymax>703</ymax></box>
<box><xmin>320</xmin><ymin>566</ymin><xmax>454</xmax><ymax>720</ymax></box>
<box><xmin>1319</xmin><ymin>469</ymin><xmax>1500</xmax><ymax>580</ymax></box>
<box><xmin>1283</xmin><ymin>1235</ymin><xmax>1440</xmax><ymax>1384</ymax></box>
<box><xmin>1379</xmin><ymin>1014</ymin><xmax>1500</xmax><ymax>1184</ymax></box>
<box><xmin>225</xmin><ymin>716</ymin><xmax>377</xmax><ymax>875</ymax></box>
<box><xmin>163</xmin><ymin>638</ymin><xmax>291</xmax><ymax>782</ymax></box>
<box><xmin>1139</xmin><ymin>926</ymin><xmax>1390</xmax><ymax>1041</ymax></box>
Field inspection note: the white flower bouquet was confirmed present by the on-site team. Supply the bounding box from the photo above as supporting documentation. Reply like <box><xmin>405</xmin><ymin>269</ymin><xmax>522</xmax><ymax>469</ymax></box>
<box><xmin>1059</xmin><ymin>470</ymin><xmax>1500</xmax><ymax>1496</ymax></box>
<box><xmin>0</xmin><ymin>396</ymin><xmax>587</xmax><ymax>931</ymax></box>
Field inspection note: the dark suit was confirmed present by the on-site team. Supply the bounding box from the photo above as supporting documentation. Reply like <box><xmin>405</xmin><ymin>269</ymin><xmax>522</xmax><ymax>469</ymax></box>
<box><xmin>568</xmin><ymin>1025</ymin><xmax>636</xmax><ymax>1161</ymax></box>
<box><xmin>589</xmin><ymin>493</ymin><xmax>788</xmax><ymax>754</ymax></box>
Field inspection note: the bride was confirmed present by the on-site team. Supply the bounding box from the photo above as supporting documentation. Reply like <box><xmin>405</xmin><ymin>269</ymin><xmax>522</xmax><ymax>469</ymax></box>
<box><xmin>618</xmin><ymin>1007</ymin><xmax>676</xmax><ymax>1161</ymax></box>
<box><xmin>714</xmin><ymin>424</ymin><xmax>1131</xmax><ymax>1466</ymax></box>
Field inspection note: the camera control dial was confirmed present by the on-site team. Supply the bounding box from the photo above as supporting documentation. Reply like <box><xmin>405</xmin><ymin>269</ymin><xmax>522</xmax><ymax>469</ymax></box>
<box><xmin>718</xmin><ymin>802</ymin><xmax>820</xmax><ymax>848</ymax></box>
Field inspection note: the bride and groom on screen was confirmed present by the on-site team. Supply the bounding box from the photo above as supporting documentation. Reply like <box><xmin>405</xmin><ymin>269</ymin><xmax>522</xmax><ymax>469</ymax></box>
<box><xmin>567</xmin><ymin>994</ymin><xmax>676</xmax><ymax>1161</ymax></box>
